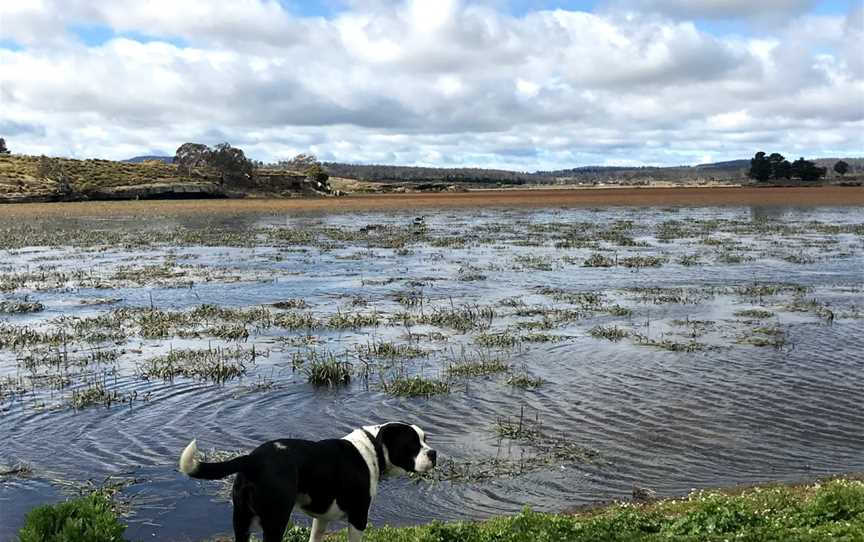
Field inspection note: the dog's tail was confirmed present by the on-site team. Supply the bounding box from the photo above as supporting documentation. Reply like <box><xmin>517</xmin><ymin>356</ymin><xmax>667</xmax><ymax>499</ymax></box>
<box><xmin>179</xmin><ymin>439</ymin><xmax>250</xmax><ymax>480</ymax></box>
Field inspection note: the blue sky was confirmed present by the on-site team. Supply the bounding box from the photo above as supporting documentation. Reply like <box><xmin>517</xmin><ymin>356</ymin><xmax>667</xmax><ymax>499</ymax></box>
<box><xmin>1</xmin><ymin>0</ymin><xmax>861</xmax><ymax>168</ymax></box>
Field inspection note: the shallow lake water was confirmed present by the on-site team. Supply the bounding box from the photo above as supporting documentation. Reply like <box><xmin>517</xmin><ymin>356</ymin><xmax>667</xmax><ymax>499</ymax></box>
<box><xmin>0</xmin><ymin>204</ymin><xmax>862</xmax><ymax>541</ymax></box>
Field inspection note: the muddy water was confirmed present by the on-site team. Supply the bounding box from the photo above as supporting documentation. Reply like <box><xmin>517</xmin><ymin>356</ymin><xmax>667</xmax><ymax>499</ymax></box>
<box><xmin>0</xmin><ymin>205</ymin><xmax>863</xmax><ymax>541</ymax></box>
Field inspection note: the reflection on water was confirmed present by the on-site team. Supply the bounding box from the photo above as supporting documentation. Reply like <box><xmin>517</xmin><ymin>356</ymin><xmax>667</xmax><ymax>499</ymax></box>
<box><xmin>0</xmin><ymin>205</ymin><xmax>863</xmax><ymax>541</ymax></box>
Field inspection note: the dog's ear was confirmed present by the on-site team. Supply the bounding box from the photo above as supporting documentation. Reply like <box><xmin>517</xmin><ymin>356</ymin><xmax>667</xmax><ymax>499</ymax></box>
<box><xmin>378</xmin><ymin>423</ymin><xmax>422</xmax><ymax>472</ymax></box>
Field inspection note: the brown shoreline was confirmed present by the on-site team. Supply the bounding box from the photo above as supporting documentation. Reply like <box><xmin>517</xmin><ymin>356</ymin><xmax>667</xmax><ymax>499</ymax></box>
<box><xmin>0</xmin><ymin>186</ymin><xmax>862</xmax><ymax>217</ymax></box>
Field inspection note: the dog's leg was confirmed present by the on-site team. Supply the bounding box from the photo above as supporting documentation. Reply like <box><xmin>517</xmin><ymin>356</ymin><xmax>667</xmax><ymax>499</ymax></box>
<box><xmin>231</xmin><ymin>475</ymin><xmax>253</xmax><ymax>542</ymax></box>
<box><xmin>232</xmin><ymin>506</ymin><xmax>253</xmax><ymax>542</ymax></box>
<box><xmin>308</xmin><ymin>518</ymin><xmax>329</xmax><ymax>542</ymax></box>
<box><xmin>261</xmin><ymin>516</ymin><xmax>290</xmax><ymax>542</ymax></box>
<box><xmin>346</xmin><ymin>507</ymin><xmax>368</xmax><ymax>542</ymax></box>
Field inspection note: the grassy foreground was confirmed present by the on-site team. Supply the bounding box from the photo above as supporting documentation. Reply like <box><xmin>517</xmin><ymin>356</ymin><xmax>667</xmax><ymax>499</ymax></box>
<box><xmin>17</xmin><ymin>477</ymin><xmax>864</xmax><ymax>541</ymax></box>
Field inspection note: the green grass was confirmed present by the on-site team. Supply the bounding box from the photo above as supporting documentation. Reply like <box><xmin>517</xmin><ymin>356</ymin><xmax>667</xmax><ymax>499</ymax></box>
<box><xmin>21</xmin><ymin>478</ymin><xmax>864</xmax><ymax>541</ymax></box>
<box><xmin>380</xmin><ymin>375</ymin><xmax>451</xmax><ymax>397</ymax></box>
<box><xmin>293</xmin><ymin>478</ymin><xmax>864</xmax><ymax>541</ymax></box>
<box><xmin>18</xmin><ymin>492</ymin><xmax>125</xmax><ymax>542</ymax></box>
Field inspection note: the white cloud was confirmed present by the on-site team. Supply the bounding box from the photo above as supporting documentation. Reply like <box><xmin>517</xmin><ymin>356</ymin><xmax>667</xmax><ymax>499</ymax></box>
<box><xmin>614</xmin><ymin>0</ymin><xmax>816</xmax><ymax>20</ymax></box>
<box><xmin>0</xmin><ymin>0</ymin><xmax>861</xmax><ymax>168</ymax></box>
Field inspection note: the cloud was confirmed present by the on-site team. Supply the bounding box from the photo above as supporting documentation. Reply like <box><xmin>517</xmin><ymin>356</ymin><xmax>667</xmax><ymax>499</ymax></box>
<box><xmin>612</xmin><ymin>0</ymin><xmax>816</xmax><ymax>20</ymax></box>
<box><xmin>0</xmin><ymin>0</ymin><xmax>861</xmax><ymax>168</ymax></box>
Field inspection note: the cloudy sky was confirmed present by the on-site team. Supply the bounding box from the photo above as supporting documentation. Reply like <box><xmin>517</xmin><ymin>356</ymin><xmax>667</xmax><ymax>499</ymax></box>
<box><xmin>1</xmin><ymin>1</ymin><xmax>862</xmax><ymax>169</ymax></box>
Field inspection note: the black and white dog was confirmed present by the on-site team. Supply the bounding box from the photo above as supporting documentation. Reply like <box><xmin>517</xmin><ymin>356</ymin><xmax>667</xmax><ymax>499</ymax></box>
<box><xmin>178</xmin><ymin>422</ymin><xmax>437</xmax><ymax>542</ymax></box>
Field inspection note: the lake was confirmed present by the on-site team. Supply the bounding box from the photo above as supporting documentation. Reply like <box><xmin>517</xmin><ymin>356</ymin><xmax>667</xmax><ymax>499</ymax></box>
<box><xmin>1</xmin><ymin>203</ymin><xmax>862</xmax><ymax>541</ymax></box>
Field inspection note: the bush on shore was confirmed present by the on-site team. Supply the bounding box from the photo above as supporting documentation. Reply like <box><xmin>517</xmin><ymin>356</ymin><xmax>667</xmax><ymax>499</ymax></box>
<box><xmin>18</xmin><ymin>478</ymin><xmax>864</xmax><ymax>541</ymax></box>
<box><xmin>17</xmin><ymin>493</ymin><xmax>125</xmax><ymax>542</ymax></box>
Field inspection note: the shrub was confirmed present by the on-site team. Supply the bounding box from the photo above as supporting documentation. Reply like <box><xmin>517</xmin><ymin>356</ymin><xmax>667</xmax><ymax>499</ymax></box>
<box><xmin>18</xmin><ymin>494</ymin><xmax>125</xmax><ymax>542</ymax></box>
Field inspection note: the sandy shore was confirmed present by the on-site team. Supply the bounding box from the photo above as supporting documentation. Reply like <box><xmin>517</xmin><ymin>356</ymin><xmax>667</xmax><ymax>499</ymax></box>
<box><xmin>1</xmin><ymin>186</ymin><xmax>862</xmax><ymax>217</ymax></box>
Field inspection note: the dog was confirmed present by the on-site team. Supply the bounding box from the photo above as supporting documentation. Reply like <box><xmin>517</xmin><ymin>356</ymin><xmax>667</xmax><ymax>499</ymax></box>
<box><xmin>178</xmin><ymin>422</ymin><xmax>437</xmax><ymax>542</ymax></box>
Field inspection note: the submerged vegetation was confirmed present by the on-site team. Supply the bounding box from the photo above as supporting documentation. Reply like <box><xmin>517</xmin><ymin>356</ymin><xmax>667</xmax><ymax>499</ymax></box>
<box><xmin>1</xmin><ymin>206</ymin><xmax>862</xmax><ymax>540</ymax></box>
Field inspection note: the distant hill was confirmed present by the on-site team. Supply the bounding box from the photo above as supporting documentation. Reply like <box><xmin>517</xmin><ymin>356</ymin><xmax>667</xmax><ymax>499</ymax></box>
<box><xmin>123</xmin><ymin>155</ymin><xmax>173</xmax><ymax>164</ymax></box>
<box><xmin>694</xmin><ymin>159</ymin><xmax>750</xmax><ymax>170</ymax></box>
<box><xmin>326</xmin><ymin>157</ymin><xmax>861</xmax><ymax>186</ymax></box>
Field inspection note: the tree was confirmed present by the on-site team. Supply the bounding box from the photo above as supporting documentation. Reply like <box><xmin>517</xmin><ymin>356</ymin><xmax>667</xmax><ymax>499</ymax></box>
<box><xmin>834</xmin><ymin>160</ymin><xmax>849</xmax><ymax>177</ymax></box>
<box><xmin>173</xmin><ymin>143</ymin><xmax>210</xmax><ymax>176</ymax></box>
<box><xmin>767</xmin><ymin>153</ymin><xmax>791</xmax><ymax>180</ymax></box>
<box><xmin>305</xmin><ymin>163</ymin><xmax>330</xmax><ymax>192</ymax></box>
<box><xmin>36</xmin><ymin>156</ymin><xmax>72</xmax><ymax>195</ymax></box>
<box><xmin>208</xmin><ymin>142</ymin><xmax>253</xmax><ymax>185</ymax></box>
<box><xmin>790</xmin><ymin>157</ymin><xmax>827</xmax><ymax>183</ymax></box>
<box><xmin>288</xmin><ymin>153</ymin><xmax>319</xmax><ymax>169</ymax></box>
<box><xmin>0</xmin><ymin>138</ymin><xmax>9</xmax><ymax>154</ymax></box>
<box><xmin>748</xmin><ymin>152</ymin><xmax>772</xmax><ymax>182</ymax></box>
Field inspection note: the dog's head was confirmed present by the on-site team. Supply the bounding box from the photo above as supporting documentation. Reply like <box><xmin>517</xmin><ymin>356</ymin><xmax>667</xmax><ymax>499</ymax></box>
<box><xmin>367</xmin><ymin>422</ymin><xmax>437</xmax><ymax>474</ymax></box>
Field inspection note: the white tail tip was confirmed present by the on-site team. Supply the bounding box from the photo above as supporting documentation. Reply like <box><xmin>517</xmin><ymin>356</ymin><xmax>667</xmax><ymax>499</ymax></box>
<box><xmin>179</xmin><ymin>439</ymin><xmax>199</xmax><ymax>475</ymax></box>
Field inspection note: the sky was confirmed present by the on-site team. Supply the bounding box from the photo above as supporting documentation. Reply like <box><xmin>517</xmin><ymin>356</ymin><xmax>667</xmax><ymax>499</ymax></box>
<box><xmin>0</xmin><ymin>0</ymin><xmax>862</xmax><ymax>169</ymax></box>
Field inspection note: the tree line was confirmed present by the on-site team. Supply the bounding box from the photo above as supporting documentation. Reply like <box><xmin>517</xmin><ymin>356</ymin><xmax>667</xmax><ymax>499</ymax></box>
<box><xmin>173</xmin><ymin>143</ymin><xmax>330</xmax><ymax>191</ymax></box>
<box><xmin>748</xmin><ymin>152</ymin><xmax>850</xmax><ymax>183</ymax></box>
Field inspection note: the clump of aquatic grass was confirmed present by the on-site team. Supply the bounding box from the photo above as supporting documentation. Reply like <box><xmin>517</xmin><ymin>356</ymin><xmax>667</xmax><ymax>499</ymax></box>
<box><xmin>0</xmin><ymin>461</ymin><xmax>33</xmax><ymax>478</ymax></box>
<box><xmin>537</xmin><ymin>288</ymin><xmax>605</xmax><ymax>309</ymax></box>
<box><xmin>669</xmin><ymin>319</ymin><xmax>715</xmax><ymax>338</ymax></box>
<box><xmin>521</xmin><ymin>332</ymin><xmax>565</xmax><ymax>343</ymax></box>
<box><xmin>203</xmin><ymin>323</ymin><xmax>249</xmax><ymax>340</ymax></box>
<box><xmin>356</xmin><ymin>340</ymin><xmax>426</xmax><ymax>359</ymax></box>
<box><xmin>495</xmin><ymin>408</ymin><xmax>543</xmax><ymax>440</ymax></box>
<box><xmin>736</xmin><ymin>282</ymin><xmax>809</xmax><ymax>299</ymax></box>
<box><xmin>499</xmin><ymin>296</ymin><xmax>527</xmax><ymax>308</ymax></box>
<box><xmin>328</xmin><ymin>309</ymin><xmax>380</xmax><ymax>329</ymax></box>
<box><xmin>393</xmin><ymin>290</ymin><xmax>426</xmax><ymax>308</ymax></box>
<box><xmin>783</xmin><ymin>253</ymin><xmax>817</xmax><ymax>264</ymax></box>
<box><xmin>734</xmin><ymin>308</ymin><xmax>774</xmax><ymax>319</ymax></box>
<box><xmin>583</xmin><ymin>253</ymin><xmax>615</xmax><ymax>267</ymax></box>
<box><xmin>271</xmin><ymin>299</ymin><xmax>308</xmax><ymax>310</ymax></box>
<box><xmin>475</xmin><ymin>332</ymin><xmax>521</xmax><ymax>349</ymax></box>
<box><xmin>139</xmin><ymin>345</ymin><xmax>257</xmax><ymax>382</ymax></box>
<box><xmin>69</xmin><ymin>382</ymin><xmax>127</xmax><ymax>410</ymax></box>
<box><xmin>0</xmin><ymin>298</ymin><xmax>45</xmax><ymax>314</ymax></box>
<box><xmin>626</xmin><ymin>286</ymin><xmax>711</xmax><ymax>305</ymax></box>
<box><xmin>79</xmin><ymin>298</ymin><xmax>122</xmax><ymax>306</ymax></box>
<box><xmin>632</xmin><ymin>332</ymin><xmax>709</xmax><ymax>352</ymax></box>
<box><xmin>589</xmin><ymin>325</ymin><xmax>630</xmax><ymax>341</ymax></box>
<box><xmin>740</xmin><ymin>326</ymin><xmax>786</xmax><ymax>348</ymax></box>
<box><xmin>606</xmin><ymin>304</ymin><xmax>633</xmax><ymax>316</ymax></box>
<box><xmin>407</xmin><ymin>303</ymin><xmax>495</xmax><ymax>333</ymax></box>
<box><xmin>274</xmin><ymin>311</ymin><xmax>319</xmax><ymax>330</ymax></box>
<box><xmin>380</xmin><ymin>374</ymin><xmax>450</xmax><ymax>397</ymax></box>
<box><xmin>620</xmin><ymin>255</ymin><xmax>665</xmax><ymax>268</ymax></box>
<box><xmin>457</xmin><ymin>267</ymin><xmax>487</xmax><ymax>281</ymax></box>
<box><xmin>678</xmin><ymin>254</ymin><xmax>702</xmax><ymax>266</ymax></box>
<box><xmin>446</xmin><ymin>351</ymin><xmax>510</xmax><ymax>377</ymax></box>
<box><xmin>514</xmin><ymin>317</ymin><xmax>554</xmax><ymax>331</ymax></box>
<box><xmin>304</xmin><ymin>357</ymin><xmax>352</xmax><ymax>387</ymax></box>
<box><xmin>783</xmin><ymin>296</ymin><xmax>835</xmax><ymax>321</ymax></box>
<box><xmin>513</xmin><ymin>255</ymin><xmax>554</xmax><ymax>271</ymax></box>
<box><xmin>0</xmin><ymin>324</ymin><xmax>68</xmax><ymax>349</ymax></box>
<box><xmin>507</xmin><ymin>373</ymin><xmax>544</xmax><ymax>389</ymax></box>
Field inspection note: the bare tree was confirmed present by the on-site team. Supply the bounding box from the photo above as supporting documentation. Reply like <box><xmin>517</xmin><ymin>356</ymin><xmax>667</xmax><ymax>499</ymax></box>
<box><xmin>36</xmin><ymin>156</ymin><xmax>72</xmax><ymax>195</ymax></box>
<box><xmin>287</xmin><ymin>153</ymin><xmax>319</xmax><ymax>169</ymax></box>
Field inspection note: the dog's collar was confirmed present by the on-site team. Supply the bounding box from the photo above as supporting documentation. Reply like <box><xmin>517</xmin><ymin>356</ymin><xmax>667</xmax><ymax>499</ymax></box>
<box><xmin>362</xmin><ymin>429</ymin><xmax>386</xmax><ymax>477</ymax></box>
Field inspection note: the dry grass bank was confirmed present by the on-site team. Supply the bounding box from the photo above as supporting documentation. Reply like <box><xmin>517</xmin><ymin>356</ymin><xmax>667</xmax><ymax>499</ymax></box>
<box><xmin>0</xmin><ymin>185</ymin><xmax>862</xmax><ymax>218</ymax></box>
